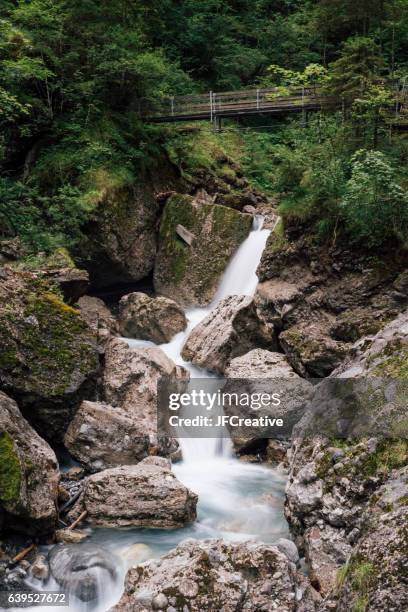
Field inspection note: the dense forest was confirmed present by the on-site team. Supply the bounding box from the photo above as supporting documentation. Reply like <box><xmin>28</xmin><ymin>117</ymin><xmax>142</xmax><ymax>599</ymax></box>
<box><xmin>2</xmin><ymin>0</ymin><xmax>408</xmax><ymax>256</ymax></box>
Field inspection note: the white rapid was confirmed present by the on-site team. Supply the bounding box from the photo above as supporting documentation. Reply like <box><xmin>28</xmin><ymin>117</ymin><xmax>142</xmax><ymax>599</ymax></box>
<box><xmin>19</xmin><ymin>215</ymin><xmax>289</xmax><ymax>612</ymax></box>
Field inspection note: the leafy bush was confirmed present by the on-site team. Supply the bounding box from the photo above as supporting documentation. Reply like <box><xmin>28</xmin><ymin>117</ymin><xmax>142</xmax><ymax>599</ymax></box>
<box><xmin>341</xmin><ymin>149</ymin><xmax>408</xmax><ymax>246</ymax></box>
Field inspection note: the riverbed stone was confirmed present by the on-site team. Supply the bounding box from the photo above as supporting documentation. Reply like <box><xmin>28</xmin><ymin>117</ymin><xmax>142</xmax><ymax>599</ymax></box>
<box><xmin>0</xmin><ymin>391</ymin><xmax>59</xmax><ymax>536</ymax></box>
<box><xmin>103</xmin><ymin>338</ymin><xmax>186</xmax><ymax>455</ymax></box>
<box><xmin>81</xmin><ymin>458</ymin><xmax>197</xmax><ymax>528</ymax></box>
<box><xmin>64</xmin><ymin>401</ymin><xmax>149</xmax><ymax>472</ymax></box>
<box><xmin>154</xmin><ymin>194</ymin><xmax>253</xmax><ymax>306</ymax></box>
<box><xmin>112</xmin><ymin>538</ymin><xmax>320</xmax><ymax>611</ymax></box>
<box><xmin>182</xmin><ymin>296</ymin><xmax>276</xmax><ymax>373</ymax></box>
<box><xmin>118</xmin><ymin>292</ymin><xmax>187</xmax><ymax>343</ymax></box>
<box><xmin>225</xmin><ymin>348</ymin><xmax>300</xmax><ymax>378</ymax></box>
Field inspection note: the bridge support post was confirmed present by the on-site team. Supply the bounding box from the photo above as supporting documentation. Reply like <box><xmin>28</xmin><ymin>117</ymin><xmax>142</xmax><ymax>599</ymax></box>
<box><xmin>210</xmin><ymin>91</ymin><xmax>213</xmax><ymax>124</ymax></box>
<box><xmin>214</xmin><ymin>115</ymin><xmax>221</xmax><ymax>132</ymax></box>
<box><xmin>301</xmin><ymin>86</ymin><xmax>306</xmax><ymax>127</ymax></box>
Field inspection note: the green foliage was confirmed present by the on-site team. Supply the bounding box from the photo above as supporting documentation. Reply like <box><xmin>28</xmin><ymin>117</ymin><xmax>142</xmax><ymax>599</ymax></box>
<box><xmin>327</xmin><ymin>37</ymin><xmax>385</xmax><ymax>102</ymax></box>
<box><xmin>270</xmin><ymin>116</ymin><xmax>350</xmax><ymax>241</ymax></box>
<box><xmin>164</xmin><ymin>124</ymin><xmax>242</xmax><ymax>182</ymax></box>
<box><xmin>0</xmin><ymin>0</ymin><xmax>192</xmax><ymax>252</ymax></box>
<box><xmin>342</xmin><ymin>149</ymin><xmax>408</xmax><ymax>247</ymax></box>
<box><xmin>2</xmin><ymin>0</ymin><xmax>408</xmax><ymax>256</ymax></box>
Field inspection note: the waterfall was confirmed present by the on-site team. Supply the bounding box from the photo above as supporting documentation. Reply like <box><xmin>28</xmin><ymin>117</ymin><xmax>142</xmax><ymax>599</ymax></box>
<box><xmin>128</xmin><ymin>215</ymin><xmax>271</xmax><ymax>462</ymax></box>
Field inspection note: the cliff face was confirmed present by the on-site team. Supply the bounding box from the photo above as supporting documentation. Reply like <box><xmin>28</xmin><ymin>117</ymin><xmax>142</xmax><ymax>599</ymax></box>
<box><xmin>256</xmin><ymin>221</ymin><xmax>408</xmax><ymax>377</ymax></box>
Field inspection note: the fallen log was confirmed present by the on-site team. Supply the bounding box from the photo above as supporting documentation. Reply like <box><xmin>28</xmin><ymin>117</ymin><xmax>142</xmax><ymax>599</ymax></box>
<box><xmin>11</xmin><ymin>544</ymin><xmax>35</xmax><ymax>565</ymax></box>
<box><xmin>67</xmin><ymin>510</ymin><xmax>88</xmax><ymax>531</ymax></box>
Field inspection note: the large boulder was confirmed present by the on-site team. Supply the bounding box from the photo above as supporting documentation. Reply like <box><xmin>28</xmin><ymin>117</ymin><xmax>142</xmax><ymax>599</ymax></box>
<box><xmin>113</xmin><ymin>538</ymin><xmax>320</xmax><ymax>611</ymax></box>
<box><xmin>76</xmin><ymin>295</ymin><xmax>118</xmax><ymax>351</ymax></box>
<box><xmin>79</xmin><ymin>160</ymin><xmax>182</xmax><ymax>289</ymax></box>
<box><xmin>102</xmin><ymin>339</ymin><xmax>186</xmax><ymax>457</ymax></box>
<box><xmin>182</xmin><ymin>296</ymin><xmax>276</xmax><ymax>373</ymax></box>
<box><xmin>154</xmin><ymin>194</ymin><xmax>253</xmax><ymax>306</ymax></box>
<box><xmin>0</xmin><ymin>268</ymin><xmax>99</xmax><ymax>441</ymax></box>
<box><xmin>64</xmin><ymin>401</ymin><xmax>149</xmax><ymax>473</ymax></box>
<box><xmin>80</xmin><ymin>458</ymin><xmax>197</xmax><ymax>528</ymax></box>
<box><xmin>225</xmin><ymin>348</ymin><xmax>300</xmax><ymax>379</ymax></box>
<box><xmin>103</xmin><ymin>338</ymin><xmax>186</xmax><ymax>445</ymax></box>
<box><xmin>0</xmin><ymin>391</ymin><xmax>59</xmax><ymax>536</ymax></box>
<box><xmin>118</xmin><ymin>292</ymin><xmax>186</xmax><ymax>343</ymax></box>
<box><xmin>224</xmin><ymin>349</ymin><xmax>312</xmax><ymax>454</ymax></box>
<box><xmin>279</xmin><ymin>322</ymin><xmax>349</xmax><ymax>378</ymax></box>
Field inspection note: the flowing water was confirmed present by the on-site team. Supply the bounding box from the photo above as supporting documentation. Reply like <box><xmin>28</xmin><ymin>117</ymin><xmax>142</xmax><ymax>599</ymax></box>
<box><xmin>21</xmin><ymin>216</ymin><xmax>289</xmax><ymax>612</ymax></box>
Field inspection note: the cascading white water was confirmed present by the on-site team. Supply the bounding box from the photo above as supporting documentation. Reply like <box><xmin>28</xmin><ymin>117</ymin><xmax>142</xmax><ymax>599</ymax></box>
<box><xmin>18</xmin><ymin>215</ymin><xmax>289</xmax><ymax>612</ymax></box>
<box><xmin>127</xmin><ymin>215</ymin><xmax>272</xmax><ymax>463</ymax></box>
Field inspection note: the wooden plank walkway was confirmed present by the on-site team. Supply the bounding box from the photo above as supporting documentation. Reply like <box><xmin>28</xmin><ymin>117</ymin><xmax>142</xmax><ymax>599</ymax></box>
<box><xmin>139</xmin><ymin>87</ymin><xmax>333</xmax><ymax>123</ymax></box>
<box><xmin>138</xmin><ymin>84</ymin><xmax>408</xmax><ymax>128</ymax></box>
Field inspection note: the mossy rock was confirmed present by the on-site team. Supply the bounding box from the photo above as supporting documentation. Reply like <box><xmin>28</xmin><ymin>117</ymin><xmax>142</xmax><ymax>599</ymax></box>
<box><xmin>154</xmin><ymin>194</ymin><xmax>253</xmax><ymax>306</ymax></box>
<box><xmin>0</xmin><ymin>431</ymin><xmax>21</xmax><ymax>503</ymax></box>
<box><xmin>0</xmin><ymin>391</ymin><xmax>59</xmax><ymax>536</ymax></box>
<box><xmin>0</xmin><ymin>268</ymin><xmax>99</xmax><ymax>440</ymax></box>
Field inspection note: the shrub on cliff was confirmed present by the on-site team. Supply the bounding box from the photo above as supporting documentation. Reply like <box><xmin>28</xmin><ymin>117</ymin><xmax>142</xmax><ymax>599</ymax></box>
<box><xmin>341</xmin><ymin>149</ymin><xmax>408</xmax><ymax>247</ymax></box>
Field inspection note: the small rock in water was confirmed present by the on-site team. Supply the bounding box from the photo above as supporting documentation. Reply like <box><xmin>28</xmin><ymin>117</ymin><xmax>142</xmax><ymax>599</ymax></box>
<box><xmin>30</xmin><ymin>554</ymin><xmax>49</xmax><ymax>581</ymax></box>
<box><xmin>120</xmin><ymin>543</ymin><xmax>152</xmax><ymax>564</ymax></box>
<box><xmin>55</xmin><ymin>529</ymin><xmax>89</xmax><ymax>544</ymax></box>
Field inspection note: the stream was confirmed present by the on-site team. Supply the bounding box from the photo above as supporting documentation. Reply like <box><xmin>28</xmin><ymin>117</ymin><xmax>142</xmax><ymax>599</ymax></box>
<box><xmin>22</xmin><ymin>216</ymin><xmax>289</xmax><ymax>612</ymax></box>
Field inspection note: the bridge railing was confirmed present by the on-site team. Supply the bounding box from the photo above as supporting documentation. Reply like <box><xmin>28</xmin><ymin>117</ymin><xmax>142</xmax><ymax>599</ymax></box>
<box><xmin>138</xmin><ymin>86</ymin><xmax>324</xmax><ymax>120</ymax></box>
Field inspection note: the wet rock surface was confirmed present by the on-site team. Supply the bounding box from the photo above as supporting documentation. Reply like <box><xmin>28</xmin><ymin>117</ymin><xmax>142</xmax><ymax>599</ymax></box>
<box><xmin>0</xmin><ymin>391</ymin><xmax>59</xmax><ymax>536</ymax></box>
<box><xmin>103</xmin><ymin>338</ymin><xmax>186</xmax><ymax>454</ymax></box>
<box><xmin>79</xmin><ymin>458</ymin><xmax>197</xmax><ymax>528</ymax></box>
<box><xmin>182</xmin><ymin>296</ymin><xmax>276</xmax><ymax>373</ymax></box>
<box><xmin>113</xmin><ymin>538</ymin><xmax>320</xmax><ymax>611</ymax></box>
<box><xmin>64</xmin><ymin>400</ymin><xmax>149</xmax><ymax>473</ymax></box>
<box><xmin>118</xmin><ymin>291</ymin><xmax>187</xmax><ymax>343</ymax></box>
<box><xmin>154</xmin><ymin>194</ymin><xmax>253</xmax><ymax>306</ymax></box>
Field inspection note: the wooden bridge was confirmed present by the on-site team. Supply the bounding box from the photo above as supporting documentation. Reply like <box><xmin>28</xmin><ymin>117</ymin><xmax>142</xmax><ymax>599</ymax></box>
<box><xmin>139</xmin><ymin>84</ymin><xmax>408</xmax><ymax>129</ymax></box>
<box><xmin>139</xmin><ymin>87</ymin><xmax>329</xmax><ymax>127</ymax></box>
